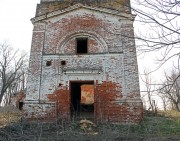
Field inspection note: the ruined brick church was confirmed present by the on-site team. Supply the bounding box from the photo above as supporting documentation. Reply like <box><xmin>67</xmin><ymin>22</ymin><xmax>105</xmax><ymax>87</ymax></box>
<box><xmin>25</xmin><ymin>0</ymin><xmax>143</xmax><ymax>123</ymax></box>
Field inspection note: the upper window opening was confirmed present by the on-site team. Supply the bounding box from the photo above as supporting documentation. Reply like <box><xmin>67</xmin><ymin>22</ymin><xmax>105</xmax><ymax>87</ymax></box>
<box><xmin>76</xmin><ymin>38</ymin><xmax>88</xmax><ymax>54</ymax></box>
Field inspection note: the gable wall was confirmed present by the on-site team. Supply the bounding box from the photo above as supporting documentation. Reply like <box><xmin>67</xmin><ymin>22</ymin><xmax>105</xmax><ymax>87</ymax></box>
<box><xmin>36</xmin><ymin>0</ymin><xmax>131</xmax><ymax>16</ymax></box>
<box><xmin>43</xmin><ymin>9</ymin><xmax>122</xmax><ymax>54</ymax></box>
<box><xmin>25</xmin><ymin>6</ymin><xmax>143</xmax><ymax>123</ymax></box>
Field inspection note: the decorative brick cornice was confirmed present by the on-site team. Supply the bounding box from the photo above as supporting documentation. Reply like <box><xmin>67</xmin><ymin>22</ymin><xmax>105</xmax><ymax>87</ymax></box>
<box><xmin>31</xmin><ymin>3</ymin><xmax>135</xmax><ymax>24</ymax></box>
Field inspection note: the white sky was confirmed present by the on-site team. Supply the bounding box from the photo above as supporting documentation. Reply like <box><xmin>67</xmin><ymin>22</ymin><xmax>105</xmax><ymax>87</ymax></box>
<box><xmin>0</xmin><ymin>0</ymin><xmax>40</xmax><ymax>52</ymax></box>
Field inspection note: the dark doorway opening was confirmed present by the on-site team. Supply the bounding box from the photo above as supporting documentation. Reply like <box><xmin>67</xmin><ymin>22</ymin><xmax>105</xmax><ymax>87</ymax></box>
<box><xmin>19</xmin><ymin>101</ymin><xmax>24</xmax><ymax>110</ymax></box>
<box><xmin>76</xmin><ymin>38</ymin><xmax>88</xmax><ymax>54</ymax></box>
<box><xmin>70</xmin><ymin>81</ymin><xmax>94</xmax><ymax>119</ymax></box>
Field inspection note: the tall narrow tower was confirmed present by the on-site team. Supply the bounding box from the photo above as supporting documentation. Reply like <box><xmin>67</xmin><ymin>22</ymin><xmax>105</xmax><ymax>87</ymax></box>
<box><xmin>25</xmin><ymin>0</ymin><xmax>143</xmax><ymax>123</ymax></box>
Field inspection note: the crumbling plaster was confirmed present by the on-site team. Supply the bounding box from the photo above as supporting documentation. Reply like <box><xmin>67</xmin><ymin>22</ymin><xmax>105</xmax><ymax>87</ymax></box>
<box><xmin>25</xmin><ymin>3</ymin><xmax>143</xmax><ymax>123</ymax></box>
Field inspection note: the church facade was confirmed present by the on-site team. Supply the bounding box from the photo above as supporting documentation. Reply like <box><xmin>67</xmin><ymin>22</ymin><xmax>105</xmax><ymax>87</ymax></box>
<box><xmin>25</xmin><ymin>0</ymin><xmax>143</xmax><ymax>123</ymax></box>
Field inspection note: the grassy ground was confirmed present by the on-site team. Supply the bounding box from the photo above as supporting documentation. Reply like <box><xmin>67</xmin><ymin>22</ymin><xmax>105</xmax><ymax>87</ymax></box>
<box><xmin>0</xmin><ymin>106</ymin><xmax>22</xmax><ymax>127</ymax></box>
<box><xmin>0</xmin><ymin>107</ymin><xmax>180</xmax><ymax>141</ymax></box>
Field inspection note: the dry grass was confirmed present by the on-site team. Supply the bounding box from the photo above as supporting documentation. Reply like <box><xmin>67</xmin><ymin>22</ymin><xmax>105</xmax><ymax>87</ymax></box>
<box><xmin>0</xmin><ymin>107</ymin><xmax>180</xmax><ymax>141</ymax></box>
<box><xmin>159</xmin><ymin>110</ymin><xmax>180</xmax><ymax>120</ymax></box>
<box><xmin>0</xmin><ymin>106</ymin><xmax>22</xmax><ymax>127</ymax></box>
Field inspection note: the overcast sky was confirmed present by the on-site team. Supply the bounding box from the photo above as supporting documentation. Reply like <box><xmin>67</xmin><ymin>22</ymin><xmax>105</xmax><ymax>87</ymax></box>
<box><xmin>0</xmin><ymin>0</ymin><xmax>40</xmax><ymax>52</ymax></box>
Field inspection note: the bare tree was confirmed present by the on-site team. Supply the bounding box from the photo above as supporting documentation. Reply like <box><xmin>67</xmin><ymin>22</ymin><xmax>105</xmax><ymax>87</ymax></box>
<box><xmin>3</xmin><ymin>66</ymin><xmax>27</xmax><ymax>106</ymax></box>
<box><xmin>159</xmin><ymin>70</ymin><xmax>180</xmax><ymax>111</ymax></box>
<box><xmin>0</xmin><ymin>42</ymin><xmax>27</xmax><ymax>105</ymax></box>
<box><xmin>158</xmin><ymin>91</ymin><xmax>170</xmax><ymax>111</ymax></box>
<box><xmin>129</xmin><ymin>1</ymin><xmax>180</xmax><ymax>111</ymax></box>
<box><xmin>132</xmin><ymin>0</ymin><xmax>179</xmax><ymax>64</ymax></box>
<box><xmin>141</xmin><ymin>69</ymin><xmax>157</xmax><ymax>113</ymax></box>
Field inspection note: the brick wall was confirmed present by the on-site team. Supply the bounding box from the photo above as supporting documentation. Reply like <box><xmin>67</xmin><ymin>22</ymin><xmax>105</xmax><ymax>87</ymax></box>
<box><xmin>25</xmin><ymin>3</ymin><xmax>143</xmax><ymax>123</ymax></box>
<box><xmin>37</xmin><ymin>0</ymin><xmax>131</xmax><ymax>16</ymax></box>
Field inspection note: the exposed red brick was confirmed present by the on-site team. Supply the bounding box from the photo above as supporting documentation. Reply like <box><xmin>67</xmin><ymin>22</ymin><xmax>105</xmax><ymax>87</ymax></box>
<box><xmin>25</xmin><ymin>2</ymin><xmax>143</xmax><ymax>123</ymax></box>
<box><xmin>95</xmin><ymin>81</ymin><xmax>143</xmax><ymax>123</ymax></box>
<box><xmin>10</xmin><ymin>91</ymin><xmax>25</xmax><ymax>109</ymax></box>
<box><xmin>48</xmin><ymin>86</ymin><xmax>70</xmax><ymax>120</ymax></box>
<box><xmin>32</xmin><ymin>81</ymin><xmax>144</xmax><ymax>123</ymax></box>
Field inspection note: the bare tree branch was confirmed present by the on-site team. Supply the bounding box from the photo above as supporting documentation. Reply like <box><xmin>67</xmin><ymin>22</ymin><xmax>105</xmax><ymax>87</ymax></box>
<box><xmin>0</xmin><ymin>42</ymin><xmax>28</xmax><ymax>105</ymax></box>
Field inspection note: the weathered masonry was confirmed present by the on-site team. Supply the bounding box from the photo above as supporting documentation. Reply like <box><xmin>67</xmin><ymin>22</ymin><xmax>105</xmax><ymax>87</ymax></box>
<box><xmin>25</xmin><ymin>0</ymin><xmax>143</xmax><ymax>123</ymax></box>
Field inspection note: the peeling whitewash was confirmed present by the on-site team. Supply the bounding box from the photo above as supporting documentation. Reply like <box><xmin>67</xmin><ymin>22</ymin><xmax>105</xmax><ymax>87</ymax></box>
<box><xmin>24</xmin><ymin>1</ymin><xmax>143</xmax><ymax>122</ymax></box>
